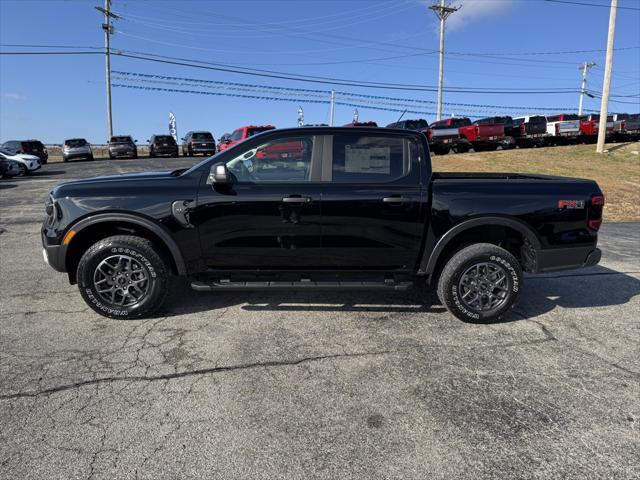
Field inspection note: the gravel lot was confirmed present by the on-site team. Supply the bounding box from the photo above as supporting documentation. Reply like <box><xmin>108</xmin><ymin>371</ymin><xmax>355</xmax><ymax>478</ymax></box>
<box><xmin>1</xmin><ymin>157</ymin><xmax>639</xmax><ymax>480</ymax></box>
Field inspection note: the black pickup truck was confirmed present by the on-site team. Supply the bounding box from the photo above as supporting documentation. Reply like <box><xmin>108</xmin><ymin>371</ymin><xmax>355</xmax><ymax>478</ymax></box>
<box><xmin>42</xmin><ymin>127</ymin><xmax>604</xmax><ymax>322</ymax></box>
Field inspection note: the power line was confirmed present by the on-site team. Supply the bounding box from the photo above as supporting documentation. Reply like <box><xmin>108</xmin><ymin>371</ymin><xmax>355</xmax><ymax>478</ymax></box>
<box><xmin>0</xmin><ymin>48</ymin><xmax>583</xmax><ymax>93</ymax></box>
<box><xmin>543</xmin><ymin>0</ymin><xmax>640</xmax><ymax>11</ymax></box>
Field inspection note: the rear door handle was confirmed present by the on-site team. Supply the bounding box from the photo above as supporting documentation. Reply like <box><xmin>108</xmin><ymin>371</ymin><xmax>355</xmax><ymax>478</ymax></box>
<box><xmin>382</xmin><ymin>196</ymin><xmax>410</xmax><ymax>204</ymax></box>
<box><xmin>282</xmin><ymin>196</ymin><xmax>312</xmax><ymax>203</ymax></box>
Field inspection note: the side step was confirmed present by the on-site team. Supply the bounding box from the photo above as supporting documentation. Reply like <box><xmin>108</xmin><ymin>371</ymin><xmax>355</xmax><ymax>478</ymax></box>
<box><xmin>190</xmin><ymin>279</ymin><xmax>413</xmax><ymax>292</ymax></box>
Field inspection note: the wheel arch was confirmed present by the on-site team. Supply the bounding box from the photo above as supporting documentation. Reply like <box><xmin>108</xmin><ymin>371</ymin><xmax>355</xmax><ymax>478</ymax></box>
<box><xmin>64</xmin><ymin>213</ymin><xmax>187</xmax><ymax>283</ymax></box>
<box><xmin>420</xmin><ymin>216</ymin><xmax>542</xmax><ymax>278</ymax></box>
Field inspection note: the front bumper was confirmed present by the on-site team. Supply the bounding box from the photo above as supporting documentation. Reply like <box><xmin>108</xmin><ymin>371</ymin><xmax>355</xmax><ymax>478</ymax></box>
<box><xmin>535</xmin><ymin>246</ymin><xmax>601</xmax><ymax>273</ymax></box>
<box><xmin>42</xmin><ymin>230</ymin><xmax>66</xmax><ymax>273</ymax></box>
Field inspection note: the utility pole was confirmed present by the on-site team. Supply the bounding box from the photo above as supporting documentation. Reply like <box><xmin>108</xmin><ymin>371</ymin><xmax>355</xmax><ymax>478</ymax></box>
<box><xmin>597</xmin><ymin>0</ymin><xmax>617</xmax><ymax>154</ymax></box>
<box><xmin>578</xmin><ymin>62</ymin><xmax>596</xmax><ymax>116</ymax></box>
<box><xmin>95</xmin><ymin>1</ymin><xmax>119</xmax><ymax>140</ymax></box>
<box><xmin>430</xmin><ymin>0</ymin><xmax>460</xmax><ymax>121</ymax></box>
<box><xmin>329</xmin><ymin>90</ymin><xmax>335</xmax><ymax>126</ymax></box>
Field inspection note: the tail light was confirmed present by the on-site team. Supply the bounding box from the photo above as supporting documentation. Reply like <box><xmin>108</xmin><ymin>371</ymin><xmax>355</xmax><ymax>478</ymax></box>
<box><xmin>520</xmin><ymin>123</ymin><xmax>526</xmax><ymax>135</ymax></box>
<box><xmin>475</xmin><ymin>125</ymin><xmax>480</xmax><ymax>137</ymax></box>
<box><xmin>621</xmin><ymin>120</ymin><xmax>626</xmax><ymax>131</ymax></box>
<box><xmin>427</xmin><ymin>129</ymin><xmax>433</xmax><ymax>141</ymax></box>
<box><xmin>588</xmin><ymin>195</ymin><xmax>605</xmax><ymax>231</ymax></box>
<box><xmin>555</xmin><ymin>123</ymin><xmax>560</xmax><ymax>135</ymax></box>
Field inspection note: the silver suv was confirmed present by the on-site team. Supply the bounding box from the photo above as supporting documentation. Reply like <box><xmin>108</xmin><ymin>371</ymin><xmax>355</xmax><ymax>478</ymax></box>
<box><xmin>63</xmin><ymin>138</ymin><xmax>93</xmax><ymax>162</ymax></box>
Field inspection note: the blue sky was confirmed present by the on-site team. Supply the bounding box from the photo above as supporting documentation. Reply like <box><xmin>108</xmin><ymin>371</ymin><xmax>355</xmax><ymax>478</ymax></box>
<box><xmin>1</xmin><ymin>0</ymin><xmax>638</xmax><ymax>144</ymax></box>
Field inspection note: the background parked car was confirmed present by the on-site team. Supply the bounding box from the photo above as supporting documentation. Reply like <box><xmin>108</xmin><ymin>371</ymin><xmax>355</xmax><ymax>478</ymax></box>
<box><xmin>148</xmin><ymin>135</ymin><xmax>179</xmax><ymax>157</ymax></box>
<box><xmin>0</xmin><ymin>147</ymin><xmax>41</xmax><ymax>176</ymax></box>
<box><xmin>181</xmin><ymin>131</ymin><xmax>216</xmax><ymax>157</ymax></box>
<box><xmin>1</xmin><ymin>139</ymin><xmax>48</xmax><ymax>164</ymax></box>
<box><xmin>512</xmin><ymin>115</ymin><xmax>549</xmax><ymax>147</ymax></box>
<box><xmin>386</xmin><ymin>119</ymin><xmax>429</xmax><ymax>131</ymax></box>
<box><xmin>219</xmin><ymin>125</ymin><xmax>276</xmax><ymax>151</ymax></box>
<box><xmin>108</xmin><ymin>136</ymin><xmax>138</xmax><ymax>159</ymax></box>
<box><xmin>475</xmin><ymin>116</ymin><xmax>517</xmax><ymax>149</ymax></box>
<box><xmin>428</xmin><ymin>118</ymin><xmax>471</xmax><ymax>154</ymax></box>
<box><xmin>343</xmin><ymin>121</ymin><xmax>378</xmax><ymax>127</ymax></box>
<box><xmin>217</xmin><ymin>133</ymin><xmax>231</xmax><ymax>151</ymax></box>
<box><xmin>622</xmin><ymin>113</ymin><xmax>640</xmax><ymax>140</ymax></box>
<box><xmin>545</xmin><ymin>114</ymin><xmax>581</xmax><ymax>145</ymax></box>
<box><xmin>0</xmin><ymin>153</ymin><xmax>20</xmax><ymax>178</ymax></box>
<box><xmin>62</xmin><ymin>138</ymin><xmax>93</xmax><ymax>162</ymax></box>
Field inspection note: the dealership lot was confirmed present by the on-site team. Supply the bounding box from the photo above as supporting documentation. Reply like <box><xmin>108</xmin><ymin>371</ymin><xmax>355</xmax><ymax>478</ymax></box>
<box><xmin>1</xmin><ymin>158</ymin><xmax>639</xmax><ymax>479</ymax></box>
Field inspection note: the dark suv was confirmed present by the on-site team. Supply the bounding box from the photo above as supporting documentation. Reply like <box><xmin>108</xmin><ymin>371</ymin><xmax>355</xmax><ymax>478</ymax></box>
<box><xmin>182</xmin><ymin>131</ymin><xmax>216</xmax><ymax>157</ymax></box>
<box><xmin>108</xmin><ymin>136</ymin><xmax>138</xmax><ymax>159</ymax></box>
<box><xmin>1</xmin><ymin>140</ymin><xmax>48</xmax><ymax>164</ymax></box>
<box><xmin>149</xmin><ymin>135</ymin><xmax>179</xmax><ymax>158</ymax></box>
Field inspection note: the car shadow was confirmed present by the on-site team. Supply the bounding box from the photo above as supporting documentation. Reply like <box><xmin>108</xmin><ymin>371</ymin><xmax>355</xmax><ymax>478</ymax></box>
<box><xmin>31</xmin><ymin>169</ymin><xmax>67</xmax><ymax>177</ymax></box>
<box><xmin>0</xmin><ymin>183</ymin><xmax>18</xmax><ymax>189</ymax></box>
<box><xmin>158</xmin><ymin>265</ymin><xmax>639</xmax><ymax>322</ymax></box>
<box><xmin>515</xmin><ymin>265</ymin><xmax>640</xmax><ymax>319</ymax></box>
<box><xmin>159</xmin><ymin>280</ymin><xmax>445</xmax><ymax>318</ymax></box>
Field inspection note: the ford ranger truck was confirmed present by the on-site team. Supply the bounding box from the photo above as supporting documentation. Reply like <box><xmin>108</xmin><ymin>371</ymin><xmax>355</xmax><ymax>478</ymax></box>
<box><xmin>455</xmin><ymin>117</ymin><xmax>505</xmax><ymax>152</ymax></box>
<box><xmin>546</xmin><ymin>114</ymin><xmax>581</xmax><ymax>145</ymax></box>
<box><xmin>42</xmin><ymin>127</ymin><xmax>604</xmax><ymax>323</ymax></box>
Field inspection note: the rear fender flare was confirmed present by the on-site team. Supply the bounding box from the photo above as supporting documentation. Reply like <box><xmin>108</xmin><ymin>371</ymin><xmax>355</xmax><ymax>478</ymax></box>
<box><xmin>419</xmin><ymin>216</ymin><xmax>542</xmax><ymax>275</ymax></box>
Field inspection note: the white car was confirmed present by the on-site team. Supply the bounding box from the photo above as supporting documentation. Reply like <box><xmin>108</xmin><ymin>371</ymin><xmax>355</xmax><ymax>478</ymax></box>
<box><xmin>0</xmin><ymin>148</ymin><xmax>41</xmax><ymax>176</ymax></box>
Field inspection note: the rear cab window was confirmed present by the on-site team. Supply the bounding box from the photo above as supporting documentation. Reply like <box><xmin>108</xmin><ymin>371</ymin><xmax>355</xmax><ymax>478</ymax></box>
<box><xmin>330</xmin><ymin>134</ymin><xmax>413</xmax><ymax>184</ymax></box>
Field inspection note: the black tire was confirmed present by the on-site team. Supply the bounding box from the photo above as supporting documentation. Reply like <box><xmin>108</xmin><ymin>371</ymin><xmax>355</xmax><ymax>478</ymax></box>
<box><xmin>16</xmin><ymin>164</ymin><xmax>28</xmax><ymax>176</ymax></box>
<box><xmin>77</xmin><ymin>235</ymin><xmax>171</xmax><ymax>319</ymax></box>
<box><xmin>453</xmin><ymin>144</ymin><xmax>470</xmax><ymax>154</ymax></box>
<box><xmin>62</xmin><ymin>156</ymin><xmax>69</xmax><ymax>163</ymax></box>
<box><xmin>437</xmin><ymin>243</ymin><xmax>522</xmax><ymax>323</ymax></box>
<box><xmin>473</xmin><ymin>145</ymin><xmax>487</xmax><ymax>152</ymax></box>
<box><xmin>149</xmin><ymin>151</ymin><xmax>155</xmax><ymax>158</ymax></box>
<box><xmin>88</xmin><ymin>155</ymin><xmax>95</xmax><ymax>161</ymax></box>
<box><xmin>109</xmin><ymin>154</ymin><xmax>114</xmax><ymax>160</ymax></box>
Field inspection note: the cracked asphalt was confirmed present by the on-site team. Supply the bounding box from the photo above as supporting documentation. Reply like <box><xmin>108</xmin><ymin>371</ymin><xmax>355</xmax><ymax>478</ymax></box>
<box><xmin>1</xmin><ymin>157</ymin><xmax>639</xmax><ymax>479</ymax></box>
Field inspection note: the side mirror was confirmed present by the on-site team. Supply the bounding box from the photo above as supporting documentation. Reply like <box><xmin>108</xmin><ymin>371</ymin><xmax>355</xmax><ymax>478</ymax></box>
<box><xmin>207</xmin><ymin>163</ymin><xmax>230</xmax><ymax>184</ymax></box>
<box><xmin>134</xmin><ymin>139</ymin><xmax>138</xmax><ymax>143</ymax></box>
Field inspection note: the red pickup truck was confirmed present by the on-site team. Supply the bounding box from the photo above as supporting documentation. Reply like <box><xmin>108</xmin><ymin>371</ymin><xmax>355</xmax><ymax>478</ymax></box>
<box><xmin>579</xmin><ymin>114</ymin><xmax>614</xmax><ymax>141</ymax></box>
<box><xmin>439</xmin><ymin>117</ymin><xmax>505</xmax><ymax>152</ymax></box>
<box><xmin>219</xmin><ymin>125</ymin><xmax>276</xmax><ymax>151</ymax></box>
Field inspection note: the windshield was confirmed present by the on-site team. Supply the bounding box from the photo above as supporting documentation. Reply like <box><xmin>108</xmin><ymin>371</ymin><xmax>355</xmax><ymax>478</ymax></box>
<box><xmin>247</xmin><ymin>127</ymin><xmax>274</xmax><ymax>137</ymax></box>
<box><xmin>192</xmin><ymin>132</ymin><xmax>214</xmax><ymax>141</ymax></box>
<box><xmin>65</xmin><ymin>139</ymin><xmax>87</xmax><ymax>147</ymax></box>
<box><xmin>0</xmin><ymin>148</ymin><xmax>11</xmax><ymax>157</ymax></box>
<box><xmin>23</xmin><ymin>141</ymin><xmax>43</xmax><ymax>150</ymax></box>
<box><xmin>111</xmin><ymin>136</ymin><xmax>132</xmax><ymax>143</ymax></box>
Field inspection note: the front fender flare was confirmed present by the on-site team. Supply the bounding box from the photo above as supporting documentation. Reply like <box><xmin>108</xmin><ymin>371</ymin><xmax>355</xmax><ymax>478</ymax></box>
<box><xmin>419</xmin><ymin>216</ymin><xmax>542</xmax><ymax>275</ymax></box>
<box><xmin>65</xmin><ymin>213</ymin><xmax>187</xmax><ymax>275</ymax></box>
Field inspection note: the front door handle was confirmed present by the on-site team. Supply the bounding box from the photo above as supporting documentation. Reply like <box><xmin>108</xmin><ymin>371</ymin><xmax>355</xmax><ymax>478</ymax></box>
<box><xmin>382</xmin><ymin>196</ymin><xmax>410</xmax><ymax>204</ymax></box>
<box><xmin>282</xmin><ymin>196</ymin><xmax>312</xmax><ymax>203</ymax></box>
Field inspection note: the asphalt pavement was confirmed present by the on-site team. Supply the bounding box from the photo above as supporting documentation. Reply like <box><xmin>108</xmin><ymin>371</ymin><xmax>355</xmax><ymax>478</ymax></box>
<box><xmin>1</xmin><ymin>157</ymin><xmax>639</xmax><ymax>480</ymax></box>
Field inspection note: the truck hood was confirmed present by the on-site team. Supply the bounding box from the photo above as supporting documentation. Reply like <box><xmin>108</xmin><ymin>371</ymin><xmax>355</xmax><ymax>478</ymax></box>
<box><xmin>52</xmin><ymin>170</ymin><xmax>177</xmax><ymax>195</ymax></box>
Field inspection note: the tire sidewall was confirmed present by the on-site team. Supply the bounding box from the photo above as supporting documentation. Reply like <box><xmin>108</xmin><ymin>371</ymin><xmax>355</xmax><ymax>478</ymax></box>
<box><xmin>442</xmin><ymin>248</ymin><xmax>522</xmax><ymax>323</ymax></box>
<box><xmin>78</xmin><ymin>239</ymin><xmax>167</xmax><ymax>318</ymax></box>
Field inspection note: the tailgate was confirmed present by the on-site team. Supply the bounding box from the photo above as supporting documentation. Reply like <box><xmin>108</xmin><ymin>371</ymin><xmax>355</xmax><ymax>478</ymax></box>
<box><xmin>478</xmin><ymin>124</ymin><xmax>504</xmax><ymax>139</ymax></box>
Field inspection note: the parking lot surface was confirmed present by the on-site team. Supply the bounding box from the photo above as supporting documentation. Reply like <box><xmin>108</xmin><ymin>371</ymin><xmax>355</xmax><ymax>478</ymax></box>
<box><xmin>1</xmin><ymin>158</ymin><xmax>639</xmax><ymax>479</ymax></box>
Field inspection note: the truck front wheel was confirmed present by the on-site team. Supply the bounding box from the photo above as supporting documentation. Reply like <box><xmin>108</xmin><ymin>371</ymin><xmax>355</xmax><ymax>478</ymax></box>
<box><xmin>77</xmin><ymin>235</ymin><xmax>171</xmax><ymax>319</ymax></box>
<box><xmin>437</xmin><ymin>243</ymin><xmax>522</xmax><ymax>323</ymax></box>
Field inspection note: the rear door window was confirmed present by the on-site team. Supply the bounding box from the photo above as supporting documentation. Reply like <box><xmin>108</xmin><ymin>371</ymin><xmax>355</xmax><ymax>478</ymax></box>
<box><xmin>331</xmin><ymin>134</ymin><xmax>409</xmax><ymax>183</ymax></box>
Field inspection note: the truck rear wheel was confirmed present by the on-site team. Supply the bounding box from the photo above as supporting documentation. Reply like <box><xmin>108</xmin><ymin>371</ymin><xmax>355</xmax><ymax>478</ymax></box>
<box><xmin>77</xmin><ymin>235</ymin><xmax>171</xmax><ymax>319</ymax></box>
<box><xmin>437</xmin><ymin>243</ymin><xmax>522</xmax><ymax>323</ymax></box>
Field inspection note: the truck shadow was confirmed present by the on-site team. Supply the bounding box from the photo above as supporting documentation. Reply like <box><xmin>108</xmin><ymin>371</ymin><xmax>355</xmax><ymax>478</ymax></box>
<box><xmin>160</xmin><ymin>265</ymin><xmax>639</xmax><ymax>321</ymax></box>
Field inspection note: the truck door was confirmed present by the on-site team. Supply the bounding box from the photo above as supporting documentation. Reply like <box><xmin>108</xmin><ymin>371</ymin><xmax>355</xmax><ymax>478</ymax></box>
<box><xmin>319</xmin><ymin>132</ymin><xmax>427</xmax><ymax>270</ymax></box>
<box><xmin>194</xmin><ymin>133</ymin><xmax>323</xmax><ymax>269</ymax></box>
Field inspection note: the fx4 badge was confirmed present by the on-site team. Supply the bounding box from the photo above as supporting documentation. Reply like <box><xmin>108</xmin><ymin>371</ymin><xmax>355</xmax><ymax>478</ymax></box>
<box><xmin>558</xmin><ymin>200</ymin><xmax>585</xmax><ymax>209</ymax></box>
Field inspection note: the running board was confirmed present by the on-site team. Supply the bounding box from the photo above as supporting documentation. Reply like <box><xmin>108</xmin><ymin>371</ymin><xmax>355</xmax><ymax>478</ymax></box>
<box><xmin>190</xmin><ymin>279</ymin><xmax>413</xmax><ymax>292</ymax></box>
